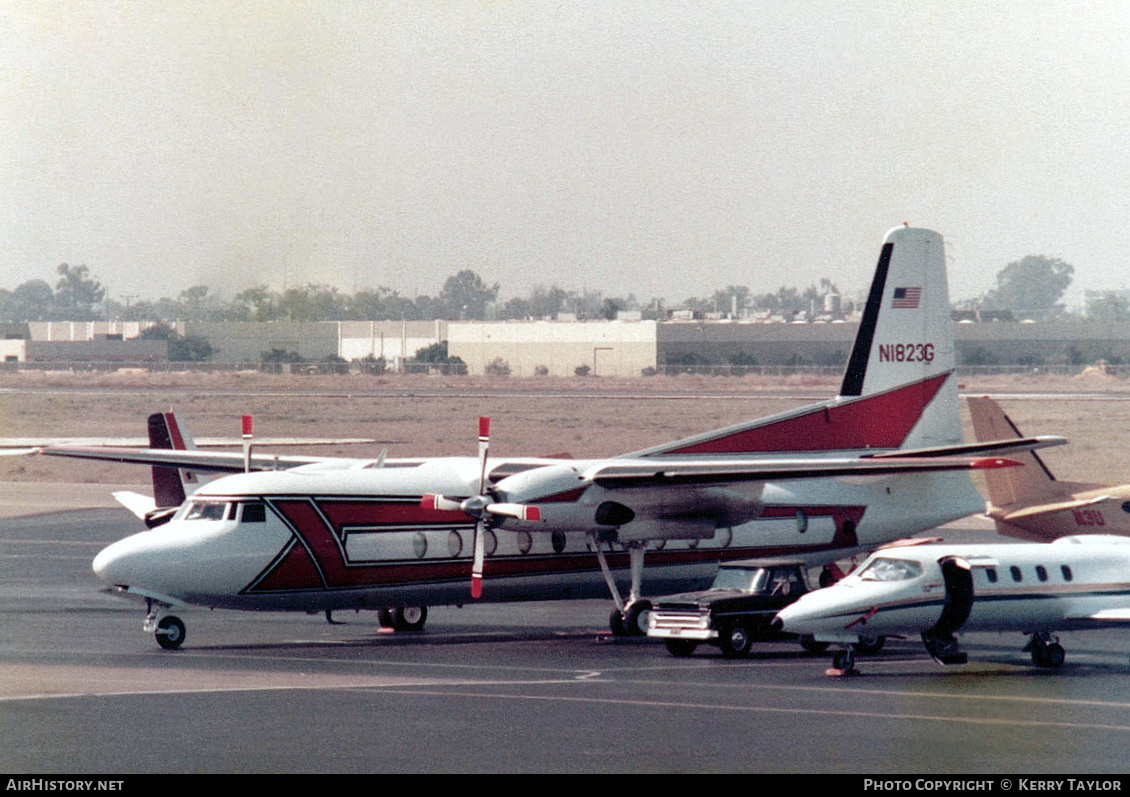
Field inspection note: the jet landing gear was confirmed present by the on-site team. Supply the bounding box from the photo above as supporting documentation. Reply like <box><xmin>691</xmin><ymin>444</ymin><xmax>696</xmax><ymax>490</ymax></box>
<box><xmin>1025</xmin><ymin>631</ymin><xmax>1066</xmax><ymax>669</ymax></box>
<box><xmin>377</xmin><ymin>606</ymin><xmax>429</xmax><ymax>632</ymax></box>
<box><xmin>144</xmin><ymin>601</ymin><xmax>185</xmax><ymax>650</ymax></box>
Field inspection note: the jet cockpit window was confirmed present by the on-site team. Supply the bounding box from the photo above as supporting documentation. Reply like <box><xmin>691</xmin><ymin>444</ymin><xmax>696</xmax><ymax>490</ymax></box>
<box><xmin>711</xmin><ymin>567</ymin><xmax>768</xmax><ymax>593</ymax></box>
<box><xmin>859</xmin><ymin>557</ymin><xmax>922</xmax><ymax>582</ymax></box>
<box><xmin>184</xmin><ymin>501</ymin><xmax>231</xmax><ymax>521</ymax></box>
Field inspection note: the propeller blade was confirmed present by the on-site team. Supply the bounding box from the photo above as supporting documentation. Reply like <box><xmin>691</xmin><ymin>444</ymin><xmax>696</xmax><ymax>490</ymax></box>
<box><xmin>484</xmin><ymin>503</ymin><xmax>542</xmax><ymax>522</ymax></box>
<box><xmin>242</xmin><ymin>414</ymin><xmax>253</xmax><ymax>473</ymax></box>
<box><xmin>421</xmin><ymin>493</ymin><xmax>464</xmax><ymax>512</ymax></box>
<box><xmin>471</xmin><ymin>519</ymin><xmax>486</xmax><ymax>599</ymax></box>
<box><xmin>477</xmin><ymin>416</ymin><xmax>490</xmax><ymax>494</ymax></box>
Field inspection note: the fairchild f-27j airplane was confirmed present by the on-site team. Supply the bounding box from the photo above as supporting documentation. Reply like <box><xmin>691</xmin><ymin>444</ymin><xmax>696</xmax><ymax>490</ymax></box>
<box><xmin>44</xmin><ymin>226</ymin><xmax>1060</xmax><ymax>649</ymax></box>
<box><xmin>968</xmin><ymin>396</ymin><xmax>1130</xmax><ymax>540</ymax></box>
<box><xmin>774</xmin><ymin>535</ymin><xmax>1130</xmax><ymax>673</ymax></box>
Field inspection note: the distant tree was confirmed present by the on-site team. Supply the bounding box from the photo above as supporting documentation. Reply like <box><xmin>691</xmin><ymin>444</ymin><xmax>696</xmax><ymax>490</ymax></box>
<box><xmin>1087</xmin><ymin>294</ymin><xmax>1130</xmax><ymax>325</ymax></box>
<box><xmin>484</xmin><ymin>357</ymin><xmax>511</xmax><ymax>377</ymax></box>
<box><xmin>712</xmin><ymin>285</ymin><xmax>752</xmax><ymax>316</ymax></box>
<box><xmin>411</xmin><ymin>340</ymin><xmax>466</xmax><ymax>374</ymax></box>
<box><xmin>169</xmin><ymin>336</ymin><xmax>214</xmax><ymax>362</ymax></box>
<box><xmin>232</xmin><ymin>286</ymin><xmax>277</xmax><ymax>322</ymax></box>
<box><xmin>439</xmin><ymin>270</ymin><xmax>499</xmax><ymax>320</ymax></box>
<box><xmin>600</xmin><ymin>298</ymin><xmax>623</xmax><ymax>320</ymax></box>
<box><xmin>53</xmin><ymin>263</ymin><xmax>104</xmax><ymax>320</ymax></box>
<box><xmin>981</xmin><ymin>256</ymin><xmax>1074</xmax><ymax>319</ymax></box>
<box><xmin>4</xmin><ymin>279</ymin><xmax>54</xmax><ymax>320</ymax></box>
<box><xmin>413</xmin><ymin>341</ymin><xmax>452</xmax><ymax>363</ymax></box>
<box><xmin>138</xmin><ymin>322</ymin><xmax>175</xmax><ymax>340</ymax></box>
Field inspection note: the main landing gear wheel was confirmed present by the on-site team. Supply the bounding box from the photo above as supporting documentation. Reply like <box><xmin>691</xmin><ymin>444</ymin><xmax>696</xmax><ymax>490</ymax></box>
<box><xmin>155</xmin><ymin>616</ymin><xmax>186</xmax><ymax>650</ymax></box>
<box><xmin>1025</xmin><ymin>631</ymin><xmax>1065</xmax><ymax>669</ymax></box>
<box><xmin>390</xmin><ymin>606</ymin><xmax>428</xmax><ymax>632</ymax></box>
<box><xmin>720</xmin><ymin>622</ymin><xmax>755</xmax><ymax>658</ymax></box>
<box><xmin>622</xmin><ymin>600</ymin><xmax>652</xmax><ymax>637</ymax></box>
<box><xmin>852</xmin><ymin>636</ymin><xmax>886</xmax><ymax>655</ymax></box>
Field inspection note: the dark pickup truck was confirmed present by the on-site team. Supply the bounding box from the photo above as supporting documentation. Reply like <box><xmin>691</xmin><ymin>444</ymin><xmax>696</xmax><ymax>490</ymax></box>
<box><xmin>646</xmin><ymin>558</ymin><xmax>834</xmax><ymax>658</ymax></box>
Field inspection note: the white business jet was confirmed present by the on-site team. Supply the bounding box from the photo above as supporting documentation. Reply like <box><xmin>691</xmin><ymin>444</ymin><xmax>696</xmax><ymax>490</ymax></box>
<box><xmin>774</xmin><ymin>536</ymin><xmax>1130</xmax><ymax>673</ymax></box>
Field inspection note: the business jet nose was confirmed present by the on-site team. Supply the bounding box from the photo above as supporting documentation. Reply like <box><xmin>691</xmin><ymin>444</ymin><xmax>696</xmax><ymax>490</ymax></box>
<box><xmin>92</xmin><ymin>536</ymin><xmax>137</xmax><ymax>585</ymax></box>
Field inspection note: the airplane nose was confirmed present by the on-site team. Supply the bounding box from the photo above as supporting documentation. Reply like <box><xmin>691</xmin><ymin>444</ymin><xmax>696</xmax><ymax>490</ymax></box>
<box><xmin>92</xmin><ymin>538</ymin><xmax>132</xmax><ymax>584</ymax></box>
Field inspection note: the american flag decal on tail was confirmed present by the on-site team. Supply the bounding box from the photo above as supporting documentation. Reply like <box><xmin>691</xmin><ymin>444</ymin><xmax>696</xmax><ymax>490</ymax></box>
<box><xmin>892</xmin><ymin>286</ymin><xmax>921</xmax><ymax>309</ymax></box>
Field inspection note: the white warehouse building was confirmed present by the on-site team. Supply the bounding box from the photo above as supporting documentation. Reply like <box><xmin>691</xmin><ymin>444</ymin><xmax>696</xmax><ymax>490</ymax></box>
<box><xmin>447</xmin><ymin>320</ymin><xmax>657</xmax><ymax>377</ymax></box>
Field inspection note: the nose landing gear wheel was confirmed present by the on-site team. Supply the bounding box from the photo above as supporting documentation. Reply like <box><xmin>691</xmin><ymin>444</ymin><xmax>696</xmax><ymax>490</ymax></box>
<box><xmin>390</xmin><ymin>606</ymin><xmax>428</xmax><ymax>632</ymax></box>
<box><xmin>156</xmin><ymin>616</ymin><xmax>186</xmax><ymax>650</ymax></box>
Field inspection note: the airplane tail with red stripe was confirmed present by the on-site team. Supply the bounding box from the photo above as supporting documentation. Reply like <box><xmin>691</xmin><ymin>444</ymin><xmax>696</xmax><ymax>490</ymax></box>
<box><xmin>146</xmin><ymin>411</ymin><xmax>202</xmax><ymax>509</ymax></box>
<box><xmin>638</xmin><ymin>226</ymin><xmax>960</xmax><ymax>457</ymax></box>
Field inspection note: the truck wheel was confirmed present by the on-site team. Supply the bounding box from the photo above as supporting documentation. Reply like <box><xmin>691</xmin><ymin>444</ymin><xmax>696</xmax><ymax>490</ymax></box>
<box><xmin>800</xmin><ymin>635</ymin><xmax>829</xmax><ymax>653</ymax></box>
<box><xmin>664</xmin><ymin>639</ymin><xmax>698</xmax><ymax>657</ymax></box>
<box><xmin>720</xmin><ymin>622</ymin><xmax>754</xmax><ymax>658</ymax></box>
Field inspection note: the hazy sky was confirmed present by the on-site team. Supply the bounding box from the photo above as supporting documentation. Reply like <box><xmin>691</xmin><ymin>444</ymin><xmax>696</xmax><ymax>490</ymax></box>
<box><xmin>3</xmin><ymin>1</ymin><xmax>1129</xmax><ymax>308</ymax></box>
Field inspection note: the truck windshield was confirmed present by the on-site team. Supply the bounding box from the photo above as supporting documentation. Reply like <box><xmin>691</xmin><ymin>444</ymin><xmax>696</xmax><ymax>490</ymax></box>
<box><xmin>711</xmin><ymin>567</ymin><xmax>768</xmax><ymax>593</ymax></box>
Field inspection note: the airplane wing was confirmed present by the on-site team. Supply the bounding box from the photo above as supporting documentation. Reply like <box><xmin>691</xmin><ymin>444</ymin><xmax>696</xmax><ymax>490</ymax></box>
<box><xmin>866</xmin><ymin>435</ymin><xmax>1067</xmax><ymax>459</ymax></box>
<box><xmin>587</xmin><ymin>455</ymin><xmax>1021</xmax><ymax>488</ymax></box>
<box><xmin>39</xmin><ymin>445</ymin><xmax>367</xmax><ymax>473</ymax></box>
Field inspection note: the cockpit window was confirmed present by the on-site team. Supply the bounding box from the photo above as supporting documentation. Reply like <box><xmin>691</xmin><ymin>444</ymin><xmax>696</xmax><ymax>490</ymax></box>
<box><xmin>184</xmin><ymin>501</ymin><xmax>230</xmax><ymax>521</ymax></box>
<box><xmin>240</xmin><ymin>502</ymin><xmax>267</xmax><ymax>523</ymax></box>
<box><xmin>859</xmin><ymin>557</ymin><xmax>922</xmax><ymax>582</ymax></box>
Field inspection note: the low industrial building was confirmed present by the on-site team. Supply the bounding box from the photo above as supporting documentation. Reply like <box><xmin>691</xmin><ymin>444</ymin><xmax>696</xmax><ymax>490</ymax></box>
<box><xmin>447</xmin><ymin>320</ymin><xmax>657</xmax><ymax>377</ymax></box>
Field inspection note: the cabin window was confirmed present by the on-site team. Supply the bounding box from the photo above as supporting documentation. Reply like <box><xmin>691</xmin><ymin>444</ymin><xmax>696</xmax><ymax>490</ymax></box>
<box><xmin>240</xmin><ymin>502</ymin><xmax>267</xmax><ymax>523</ymax></box>
<box><xmin>184</xmin><ymin>501</ymin><xmax>229</xmax><ymax>521</ymax></box>
<box><xmin>859</xmin><ymin>558</ymin><xmax>922</xmax><ymax>582</ymax></box>
<box><xmin>1010</xmin><ymin>565</ymin><xmax>1022</xmax><ymax>582</ymax></box>
<box><xmin>1036</xmin><ymin>565</ymin><xmax>1048</xmax><ymax>582</ymax></box>
<box><xmin>1061</xmin><ymin>565</ymin><xmax>1073</xmax><ymax>582</ymax></box>
<box><xmin>986</xmin><ymin>568</ymin><xmax>998</xmax><ymax>583</ymax></box>
<box><xmin>1122</xmin><ymin>502</ymin><xmax>1130</xmax><ymax>514</ymax></box>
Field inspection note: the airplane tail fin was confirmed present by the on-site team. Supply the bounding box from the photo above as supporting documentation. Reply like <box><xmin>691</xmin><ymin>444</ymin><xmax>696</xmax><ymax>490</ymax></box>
<box><xmin>638</xmin><ymin>226</ymin><xmax>960</xmax><ymax>456</ymax></box>
<box><xmin>146</xmin><ymin>411</ymin><xmax>201</xmax><ymax>508</ymax></box>
<box><xmin>837</xmin><ymin>226</ymin><xmax>959</xmax><ymax>449</ymax></box>
<box><xmin>967</xmin><ymin>396</ymin><xmax>1066</xmax><ymax>508</ymax></box>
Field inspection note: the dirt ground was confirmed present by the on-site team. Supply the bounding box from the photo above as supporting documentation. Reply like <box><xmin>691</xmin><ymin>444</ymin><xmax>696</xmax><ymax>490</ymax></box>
<box><xmin>1</xmin><ymin>369</ymin><xmax>1127</xmax><ymax>488</ymax></box>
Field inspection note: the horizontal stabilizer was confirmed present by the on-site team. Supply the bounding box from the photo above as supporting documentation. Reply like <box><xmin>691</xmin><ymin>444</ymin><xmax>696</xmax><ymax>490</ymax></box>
<box><xmin>1001</xmin><ymin>495</ymin><xmax>1113</xmax><ymax>523</ymax></box>
<box><xmin>112</xmin><ymin>490</ymin><xmax>157</xmax><ymax>520</ymax></box>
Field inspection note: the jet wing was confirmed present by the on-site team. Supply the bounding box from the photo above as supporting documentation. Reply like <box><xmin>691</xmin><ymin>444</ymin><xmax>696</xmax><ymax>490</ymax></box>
<box><xmin>588</xmin><ymin>455</ymin><xmax>1021</xmax><ymax>488</ymax></box>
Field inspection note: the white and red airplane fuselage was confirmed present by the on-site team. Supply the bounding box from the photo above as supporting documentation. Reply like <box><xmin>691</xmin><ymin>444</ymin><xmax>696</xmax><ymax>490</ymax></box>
<box><xmin>93</xmin><ymin>452</ymin><xmax>986</xmax><ymax>613</ymax></box>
